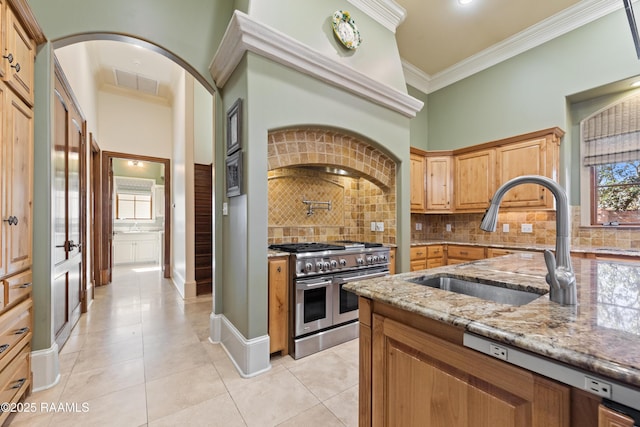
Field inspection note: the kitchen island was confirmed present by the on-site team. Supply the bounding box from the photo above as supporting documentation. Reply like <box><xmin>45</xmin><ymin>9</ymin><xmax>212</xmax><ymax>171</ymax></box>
<box><xmin>344</xmin><ymin>253</ymin><xmax>640</xmax><ymax>426</ymax></box>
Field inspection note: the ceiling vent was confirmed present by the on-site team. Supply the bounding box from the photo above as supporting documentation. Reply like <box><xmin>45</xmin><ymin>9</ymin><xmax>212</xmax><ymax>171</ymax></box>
<box><xmin>114</xmin><ymin>68</ymin><xmax>158</xmax><ymax>96</ymax></box>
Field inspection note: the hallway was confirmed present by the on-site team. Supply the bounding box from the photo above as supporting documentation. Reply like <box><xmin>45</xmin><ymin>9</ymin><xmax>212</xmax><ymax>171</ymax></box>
<box><xmin>11</xmin><ymin>267</ymin><xmax>358</xmax><ymax>426</ymax></box>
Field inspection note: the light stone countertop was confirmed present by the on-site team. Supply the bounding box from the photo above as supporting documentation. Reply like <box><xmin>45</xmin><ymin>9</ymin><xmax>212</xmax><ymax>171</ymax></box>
<box><xmin>344</xmin><ymin>252</ymin><xmax>640</xmax><ymax>388</ymax></box>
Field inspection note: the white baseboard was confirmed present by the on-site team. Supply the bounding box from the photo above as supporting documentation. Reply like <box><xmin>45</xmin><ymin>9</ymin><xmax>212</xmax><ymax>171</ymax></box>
<box><xmin>31</xmin><ymin>343</ymin><xmax>61</xmax><ymax>392</ymax></box>
<box><xmin>209</xmin><ymin>313</ymin><xmax>270</xmax><ymax>378</ymax></box>
<box><xmin>170</xmin><ymin>270</ymin><xmax>197</xmax><ymax>299</ymax></box>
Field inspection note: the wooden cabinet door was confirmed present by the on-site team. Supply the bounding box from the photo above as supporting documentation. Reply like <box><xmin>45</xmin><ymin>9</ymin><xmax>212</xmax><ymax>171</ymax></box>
<box><xmin>410</xmin><ymin>152</ymin><xmax>426</xmax><ymax>212</ymax></box>
<box><xmin>426</xmin><ymin>156</ymin><xmax>452</xmax><ymax>211</ymax></box>
<box><xmin>455</xmin><ymin>149</ymin><xmax>495</xmax><ymax>211</ymax></box>
<box><xmin>372</xmin><ymin>315</ymin><xmax>570</xmax><ymax>427</ymax></box>
<box><xmin>3</xmin><ymin>7</ymin><xmax>34</xmax><ymax>105</ymax></box>
<box><xmin>598</xmin><ymin>405</ymin><xmax>634</xmax><ymax>427</ymax></box>
<box><xmin>496</xmin><ymin>138</ymin><xmax>555</xmax><ymax>208</ymax></box>
<box><xmin>4</xmin><ymin>88</ymin><xmax>32</xmax><ymax>276</ymax></box>
<box><xmin>388</xmin><ymin>248</ymin><xmax>396</xmax><ymax>275</ymax></box>
<box><xmin>268</xmin><ymin>257</ymin><xmax>288</xmax><ymax>354</ymax></box>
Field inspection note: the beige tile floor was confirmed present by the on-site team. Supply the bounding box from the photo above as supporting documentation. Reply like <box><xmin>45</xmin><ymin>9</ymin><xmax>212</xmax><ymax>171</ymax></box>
<box><xmin>10</xmin><ymin>266</ymin><xmax>359</xmax><ymax>427</ymax></box>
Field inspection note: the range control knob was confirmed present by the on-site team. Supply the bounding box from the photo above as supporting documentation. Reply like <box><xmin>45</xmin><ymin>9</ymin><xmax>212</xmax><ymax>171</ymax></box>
<box><xmin>366</xmin><ymin>256</ymin><xmax>373</xmax><ymax>264</ymax></box>
<box><xmin>305</xmin><ymin>262</ymin><xmax>314</xmax><ymax>272</ymax></box>
<box><xmin>339</xmin><ymin>259</ymin><xmax>347</xmax><ymax>267</ymax></box>
<box><xmin>316</xmin><ymin>261</ymin><xmax>324</xmax><ymax>270</ymax></box>
<box><xmin>330</xmin><ymin>260</ymin><xmax>338</xmax><ymax>268</ymax></box>
<box><xmin>323</xmin><ymin>262</ymin><xmax>331</xmax><ymax>270</ymax></box>
<box><xmin>356</xmin><ymin>258</ymin><xmax>364</xmax><ymax>265</ymax></box>
<box><xmin>373</xmin><ymin>255</ymin><xmax>380</xmax><ymax>263</ymax></box>
<box><xmin>380</xmin><ymin>254</ymin><xmax>387</xmax><ymax>262</ymax></box>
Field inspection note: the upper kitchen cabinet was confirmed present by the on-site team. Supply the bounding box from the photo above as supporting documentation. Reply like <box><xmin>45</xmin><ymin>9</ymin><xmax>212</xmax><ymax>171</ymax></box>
<box><xmin>495</xmin><ymin>132</ymin><xmax>561</xmax><ymax>209</ymax></box>
<box><xmin>454</xmin><ymin>148</ymin><xmax>495</xmax><ymax>211</ymax></box>
<box><xmin>2</xmin><ymin>2</ymin><xmax>35</xmax><ymax>106</ymax></box>
<box><xmin>425</xmin><ymin>154</ymin><xmax>453</xmax><ymax>212</ymax></box>
<box><xmin>410</xmin><ymin>149</ymin><xmax>426</xmax><ymax>213</ymax></box>
<box><xmin>441</xmin><ymin>128</ymin><xmax>563</xmax><ymax>213</ymax></box>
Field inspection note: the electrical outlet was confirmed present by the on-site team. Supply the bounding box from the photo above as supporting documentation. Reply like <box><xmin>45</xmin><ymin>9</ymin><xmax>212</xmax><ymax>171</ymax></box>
<box><xmin>370</xmin><ymin>222</ymin><xmax>376</xmax><ymax>231</ymax></box>
<box><xmin>222</xmin><ymin>202</ymin><xmax>228</xmax><ymax>216</ymax></box>
<box><xmin>521</xmin><ymin>223</ymin><xmax>533</xmax><ymax>233</ymax></box>
<box><xmin>489</xmin><ymin>344</ymin><xmax>508</xmax><ymax>361</ymax></box>
<box><xmin>584</xmin><ymin>376</ymin><xmax>612</xmax><ymax>399</ymax></box>
<box><xmin>503</xmin><ymin>223</ymin><xmax>509</xmax><ymax>232</ymax></box>
<box><xmin>446</xmin><ymin>224</ymin><xmax>452</xmax><ymax>232</ymax></box>
<box><xmin>415</xmin><ymin>223</ymin><xmax>423</xmax><ymax>231</ymax></box>
<box><xmin>376</xmin><ymin>222</ymin><xmax>384</xmax><ymax>232</ymax></box>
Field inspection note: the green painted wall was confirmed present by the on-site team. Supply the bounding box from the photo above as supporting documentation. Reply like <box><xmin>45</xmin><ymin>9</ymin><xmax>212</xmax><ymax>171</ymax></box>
<box><xmin>408</xmin><ymin>85</ymin><xmax>429</xmax><ymax>150</ymax></box>
<box><xmin>426</xmin><ymin>8</ymin><xmax>640</xmax><ymax>205</ymax></box>
<box><xmin>27</xmin><ymin>0</ymin><xmax>234</xmax><ymax>88</ymax></box>
<box><xmin>248</xmin><ymin>0</ymin><xmax>407</xmax><ymax>92</ymax></box>
<box><xmin>27</xmin><ymin>0</ymin><xmax>234</xmax><ymax>352</ymax></box>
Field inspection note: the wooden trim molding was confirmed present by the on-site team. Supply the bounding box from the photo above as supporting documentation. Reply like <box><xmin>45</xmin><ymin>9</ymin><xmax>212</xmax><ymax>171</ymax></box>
<box><xmin>7</xmin><ymin>0</ymin><xmax>46</xmax><ymax>44</ymax></box>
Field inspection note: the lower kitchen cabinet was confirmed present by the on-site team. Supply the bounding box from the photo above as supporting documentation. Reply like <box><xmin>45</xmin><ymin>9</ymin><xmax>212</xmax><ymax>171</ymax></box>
<box><xmin>598</xmin><ymin>404</ymin><xmax>635</xmax><ymax>427</ymax></box>
<box><xmin>360</xmin><ymin>301</ymin><xmax>570</xmax><ymax>427</ymax></box>
<box><xmin>112</xmin><ymin>232</ymin><xmax>161</xmax><ymax>265</ymax></box>
<box><xmin>427</xmin><ymin>245</ymin><xmax>444</xmax><ymax>268</ymax></box>
<box><xmin>410</xmin><ymin>246</ymin><xmax>427</xmax><ymax>271</ymax></box>
<box><xmin>447</xmin><ymin>244</ymin><xmax>486</xmax><ymax>265</ymax></box>
<box><xmin>268</xmin><ymin>257</ymin><xmax>288</xmax><ymax>355</ymax></box>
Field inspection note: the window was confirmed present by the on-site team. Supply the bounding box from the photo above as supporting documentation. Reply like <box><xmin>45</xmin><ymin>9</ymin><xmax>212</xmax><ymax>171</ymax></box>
<box><xmin>582</xmin><ymin>93</ymin><xmax>640</xmax><ymax>226</ymax></box>
<box><xmin>592</xmin><ymin>161</ymin><xmax>640</xmax><ymax>225</ymax></box>
<box><xmin>116</xmin><ymin>193</ymin><xmax>152</xmax><ymax>220</ymax></box>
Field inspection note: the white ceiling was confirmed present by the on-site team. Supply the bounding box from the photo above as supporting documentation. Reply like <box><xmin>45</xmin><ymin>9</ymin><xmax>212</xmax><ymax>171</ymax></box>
<box><xmin>395</xmin><ymin>0</ymin><xmax>582</xmax><ymax>76</ymax></box>
<box><xmin>55</xmin><ymin>1</ymin><xmax>630</xmax><ymax>102</ymax></box>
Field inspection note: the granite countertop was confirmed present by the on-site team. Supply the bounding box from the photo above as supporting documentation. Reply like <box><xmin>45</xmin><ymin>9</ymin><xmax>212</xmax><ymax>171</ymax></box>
<box><xmin>411</xmin><ymin>240</ymin><xmax>640</xmax><ymax>258</ymax></box>
<box><xmin>344</xmin><ymin>252</ymin><xmax>640</xmax><ymax>388</ymax></box>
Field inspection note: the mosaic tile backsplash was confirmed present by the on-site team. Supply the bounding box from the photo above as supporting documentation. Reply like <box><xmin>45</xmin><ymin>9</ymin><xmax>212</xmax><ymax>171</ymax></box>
<box><xmin>412</xmin><ymin>206</ymin><xmax>640</xmax><ymax>250</ymax></box>
<box><xmin>267</xmin><ymin>128</ymin><xmax>396</xmax><ymax>245</ymax></box>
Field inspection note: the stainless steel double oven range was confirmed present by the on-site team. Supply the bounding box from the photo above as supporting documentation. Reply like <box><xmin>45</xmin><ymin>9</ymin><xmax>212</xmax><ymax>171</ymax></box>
<box><xmin>269</xmin><ymin>241</ymin><xmax>390</xmax><ymax>359</ymax></box>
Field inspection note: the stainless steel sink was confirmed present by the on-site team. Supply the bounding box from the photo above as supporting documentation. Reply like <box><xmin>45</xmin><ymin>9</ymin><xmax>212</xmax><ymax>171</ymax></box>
<box><xmin>407</xmin><ymin>276</ymin><xmax>544</xmax><ymax>306</ymax></box>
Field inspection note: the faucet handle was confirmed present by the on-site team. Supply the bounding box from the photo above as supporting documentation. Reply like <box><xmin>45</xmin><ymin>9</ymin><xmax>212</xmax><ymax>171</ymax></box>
<box><xmin>543</xmin><ymin>250</ymin><xmax>560</xmax><ymax>291</ymax></box>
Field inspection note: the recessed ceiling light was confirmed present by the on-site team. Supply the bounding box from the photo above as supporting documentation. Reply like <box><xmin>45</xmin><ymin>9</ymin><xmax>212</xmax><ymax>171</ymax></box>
<box><xmin>458</xmin><ymin>0</ymin><xmax>473</xmax><ymax>5</ymax></box>
<box><xmin>631</xmin><ymin>81</ymin><xmax>640</xmax><ymax>87</ymax></box>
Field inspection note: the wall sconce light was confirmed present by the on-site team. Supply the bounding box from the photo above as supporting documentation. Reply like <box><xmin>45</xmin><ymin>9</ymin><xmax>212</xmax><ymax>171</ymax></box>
<box><xmin>128</xmin><ymin>160</ymin><xmax>144</xmax><ymax>167</ymax></box>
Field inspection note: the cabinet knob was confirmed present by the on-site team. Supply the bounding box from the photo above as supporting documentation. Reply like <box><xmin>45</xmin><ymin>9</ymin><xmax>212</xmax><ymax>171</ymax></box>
<box><xmin>14</xmin><ymin>327</ymin><xmax>29</xmax><ymax>335</ymax></box>
<box><xmin>11</xmin><ymin>378</ymin><xmax>26</xmax><ymax>390</ymax></box>
<box><xmin>0</xmin><ymin>344</ymin><xmax>9</xmax><ymax>354</ymax></box>
<box><xmin>277</xmin><ymin>266</ymin><xmax>281</xmax><ymax>273</ymax></box>
<box><xmin>2</xmin><ymin>53</ymin><xmax>13</xmax><ymax>63</ymax></box>
<box><xmin>11</xmin><ymin>63</ymin><xmax>20</xmax><ymax>73</ymax></box>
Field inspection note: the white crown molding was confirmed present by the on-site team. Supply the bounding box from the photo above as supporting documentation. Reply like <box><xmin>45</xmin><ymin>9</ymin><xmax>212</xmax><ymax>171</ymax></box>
<box><xmin>408</xmin><ymin>0</ymin><xmax>624</xmax><ymax>94</ymax></box>
<box><xmin>346</xmin><ymin>0</ymin><xmax>407</xmax><ymax>33</ymax></box>
<box><xmin>210</xmin><ymin>11</ymin><xmax>423</xmax><ymax>118</ymax></box>
<box><xmin>402</xmin><ymin>59</ymin><xmax>431</xmax><ymax>94</ymax></box>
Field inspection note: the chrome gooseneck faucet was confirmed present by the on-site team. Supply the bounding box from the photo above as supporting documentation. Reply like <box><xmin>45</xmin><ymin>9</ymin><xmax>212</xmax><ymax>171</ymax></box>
<box><xmin>480</xmin><ymin>175</ymin><xmax>577</xmax><ymax>306</ymax></box>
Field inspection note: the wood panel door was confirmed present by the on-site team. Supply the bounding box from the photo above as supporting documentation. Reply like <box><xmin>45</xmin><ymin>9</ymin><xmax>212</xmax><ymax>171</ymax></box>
<box><xmin>4</xmin><ymin>86</ymin><xmax>33</xmax><ymax>277</ymax></box>
<box><xmin>426</xmin><ymin>156</ymin><xmax>452</xmax><ymax>211</ymax></box>
<box><xmin>194</xmin><ymin>164</ymin><xmax>212</xmax><ymax>295</ymax></box>
<box><xmin>410</xmin><ymin>152</ymin><xmax>426</xmax><ymax>212</ymax></box>
<box><xmin>454</xmin><ymin>149</ymin><xmax>495</xmax><ymax>211</ymax></box>
<box><xmin>52</xmin><ymin>65</ymin><xmax>85</xmax><ymax>349</ymax></box>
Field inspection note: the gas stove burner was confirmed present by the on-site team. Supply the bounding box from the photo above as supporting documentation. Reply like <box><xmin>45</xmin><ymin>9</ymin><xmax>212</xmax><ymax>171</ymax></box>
<box><xmin>269</xmin><ymin>242</ymin><xmax>346</xmax><ymax>253</ymax></box>
<box><xmin>334</xmin><ymin>240</ymin><xmax>384</xmax><ymax>248</ymax></box>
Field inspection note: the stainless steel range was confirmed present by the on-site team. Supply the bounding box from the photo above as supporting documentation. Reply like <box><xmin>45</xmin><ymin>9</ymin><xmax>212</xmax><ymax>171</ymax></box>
<box><xmin>269</xmin><ymin>241</ymin><xmax>390</xmax><ymax>359</ymax></box>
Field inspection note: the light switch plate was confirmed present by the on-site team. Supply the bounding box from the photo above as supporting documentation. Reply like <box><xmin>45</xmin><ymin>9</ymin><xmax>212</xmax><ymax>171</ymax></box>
<box><xmin>370</xmin><ymin>222</ymin><xmax>376</xmax><ymax>231</ymax></box>
<box><xmin>416</xmin><ymin>223</ymin><xmax>423</xmax><ymax>231</ymax></box>
<box><xmin>446</xmin><ymin>224</ymin><xmax>452</xmax><ymax>232</ymax></box>
<box><xmin>521</xmin><ymin>223</ymin><xmax>533</xmax><ymax>233</ymax></box>
<box><xmin>503</xmin><ymin>224</ymin><xmax>509</xmax><ymax>233</ymax></box>
<box><xmin>376</xmin><ymin>222</ymin><xmax>384</xmax><ymax>232</ymax></box>
<box><xmin>222</xmin><ymin>202</ymin><xmax>228</xmax><ymax>216</ymax></box>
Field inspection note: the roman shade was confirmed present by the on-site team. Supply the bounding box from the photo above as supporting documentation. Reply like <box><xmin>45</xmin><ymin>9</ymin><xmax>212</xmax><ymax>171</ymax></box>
<box><xmin>582</xmin><ymin>92</ymin><xmax>640</xmax><ymax>166</ymax></box>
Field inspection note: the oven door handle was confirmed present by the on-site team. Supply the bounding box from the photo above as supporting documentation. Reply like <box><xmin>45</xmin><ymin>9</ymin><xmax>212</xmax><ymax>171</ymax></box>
<box><xmin>335</xmin><ymin>270</ymin><xmax>388</xmax><ymax>284</ymax></box>
<box><xmin>296</xmin><ymin>279</ymin><xmax>333</xmax><ymax>290</ymax></box>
